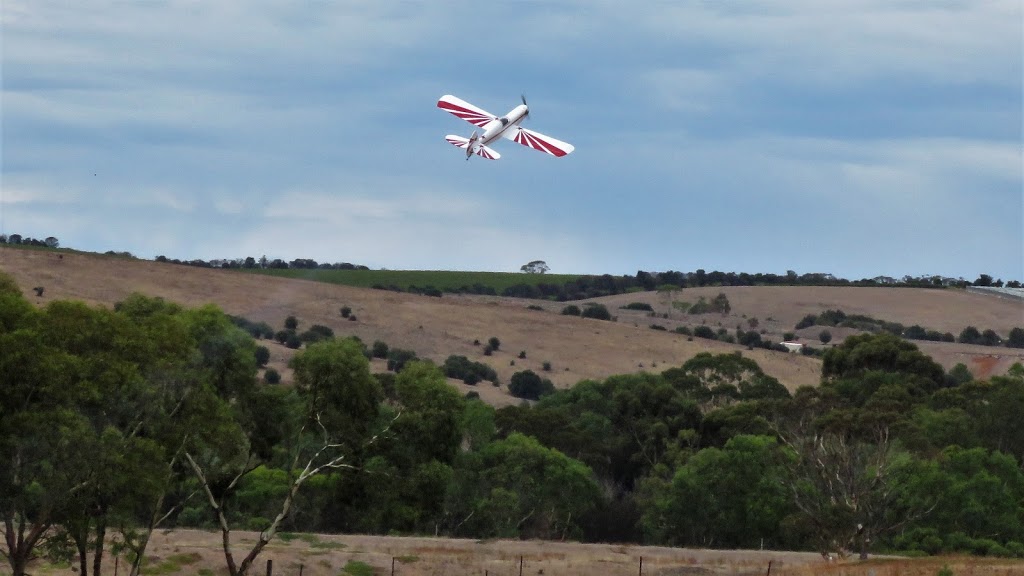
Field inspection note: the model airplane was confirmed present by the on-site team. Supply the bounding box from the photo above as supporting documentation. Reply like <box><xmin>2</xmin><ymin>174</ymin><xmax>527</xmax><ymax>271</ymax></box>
<box><xmin>437</xmin><ymin>94</ymin><xmax>575</xmax><ymax>160</ymax></box>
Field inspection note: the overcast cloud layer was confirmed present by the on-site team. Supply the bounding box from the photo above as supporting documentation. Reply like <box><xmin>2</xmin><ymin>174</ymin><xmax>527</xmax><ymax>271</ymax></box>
<box><xmin>2</xmin><ymin>1</ymin><xmax>1021</xmax><ymax>281</ymax></box>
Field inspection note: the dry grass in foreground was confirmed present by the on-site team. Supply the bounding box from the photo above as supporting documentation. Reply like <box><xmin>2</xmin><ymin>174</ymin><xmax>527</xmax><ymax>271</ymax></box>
<box><xmin>15</xmin><ymin>530</ymin><xmax>1024</xmax><ymax>576</ymax></box>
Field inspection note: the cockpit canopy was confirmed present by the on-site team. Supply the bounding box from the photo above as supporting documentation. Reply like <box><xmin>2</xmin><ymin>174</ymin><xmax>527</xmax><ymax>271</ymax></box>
<box><xmin>499</xmin><ymin>117</ymin><xmax>510</xmax><ymax>126</ymax></box>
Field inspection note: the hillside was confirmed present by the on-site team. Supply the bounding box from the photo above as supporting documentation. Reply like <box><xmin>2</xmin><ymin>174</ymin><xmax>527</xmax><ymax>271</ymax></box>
<box><xmin>2</xmin><ymin>247</ymin><xmax>1021</xmax><ymax>406</ymax></box>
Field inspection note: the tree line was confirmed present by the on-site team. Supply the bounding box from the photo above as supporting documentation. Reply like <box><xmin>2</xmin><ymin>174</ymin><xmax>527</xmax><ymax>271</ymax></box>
<box><xmin>4</xmin><ymin>233</ymin><xmax>1020</xmax><ymax>298</ymax></box>
<box><xmin>3</xmin><ymin>275</ymin><xmax>1024</xmax><ymax>575</ymax></box>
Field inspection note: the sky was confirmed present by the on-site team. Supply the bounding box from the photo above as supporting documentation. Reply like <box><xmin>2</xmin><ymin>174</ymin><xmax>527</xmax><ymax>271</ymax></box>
<box><xmin>2</xmin><ymin>1</ymin><xmax>1022</xmax><ymax>282</ymax></box>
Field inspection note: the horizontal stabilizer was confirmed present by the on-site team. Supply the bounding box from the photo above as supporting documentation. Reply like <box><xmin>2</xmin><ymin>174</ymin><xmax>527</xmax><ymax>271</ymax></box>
<box><xmin>444</xmin><ymin>135</ymin><xmax>501</xmax><ymax>160</ymax></box>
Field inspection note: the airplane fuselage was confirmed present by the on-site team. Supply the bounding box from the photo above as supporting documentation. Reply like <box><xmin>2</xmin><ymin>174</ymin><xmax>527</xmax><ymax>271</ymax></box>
<box><xmin>478</xmin><ymin>104</ymin><xmax>528</xmax><ymax>147</ymax></box>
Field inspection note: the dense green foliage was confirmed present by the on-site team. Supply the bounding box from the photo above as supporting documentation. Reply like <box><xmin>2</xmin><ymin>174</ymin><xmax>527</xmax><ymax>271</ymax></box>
<box><xmin>2</xmin><ymin>271</ymin><xmax>1023</xmax><ymax>575</ymax></box>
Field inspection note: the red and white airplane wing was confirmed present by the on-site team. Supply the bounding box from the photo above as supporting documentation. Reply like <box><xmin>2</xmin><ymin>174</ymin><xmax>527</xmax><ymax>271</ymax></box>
<box><xmin>437</xmin><ymin>95</ymin><xmax>496</xmax><ymax>128</ymax></box>
<box><xmin>505</xmin><ymin>126</ymin><xmax>575</xmax><ymax>157</ymax></box>
<box><xmin>444</xmin><ymin>135</ymin><xmax>501</xmax><ymax>160</ymax></box>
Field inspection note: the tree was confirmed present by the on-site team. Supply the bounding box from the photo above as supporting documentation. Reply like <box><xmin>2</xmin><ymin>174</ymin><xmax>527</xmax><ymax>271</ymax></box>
<box><xmin>508</xmin><ymin>370</ymin><xmax>554</xmax><ymax>401</ymax></box>
<box><xmin>822</xmin><ymin>333</ymin><xmax>945</xmax><ymax>391</ymax></box>
<box><xmin>520</xmin><ymin>260</ymin><xmax>550</xmax><ymax>274</ymax></box>
<box><xmin>958</xmin><ymin>326</ymin><xmax>982</xmax><ymax>344</ymax></box>
<box><xmin>254</xmin><ymin>345</ymin><xmax>270</xmax><ymax>367</ymax></box>
<box><xmin>487</xmin><ymin>336</ymin><xmax>501</xmax><ymax>351</ymax></box>
<box><xmin>44</xmin><ymin>236</ymin><xmax>59</xmax><ymax>248</ymax></box>
<box><xmin>561</xmin><ymin>304</ymin><xmax>581</xmax><ymax>316</ymax></box>
<box><xmin>581</xmin><ymin>303</ymin><xmax>612</xmax><ymax>320</ymax></box>
<box><xmin>185</xmin><ymin>338</ymin><xmax>385</xmax><ymax>576</ymax></box>
<box><xmin>1006</xmin><ymin>327</ymin><xmax>1024</xmax><ymax>348</ymax></box>
<box><xmin>819</xmin><ymin>330</ymin><xmax>833</xmax><ymax>344</ymax></box>
<box><xmin>284</xmin><ymin>315</ymin><xmax>298</xmax><ymax>330</ymax></box>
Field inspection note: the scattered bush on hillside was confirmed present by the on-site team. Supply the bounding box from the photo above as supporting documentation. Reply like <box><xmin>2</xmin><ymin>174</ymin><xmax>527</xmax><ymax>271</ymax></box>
<box><xmin>518</xmin><ymin>350</ymin><xmax>527</xmax><ymax>359</ymax></box>
<box><xmin>674</xmin><ymin>326</ymin><xmax>692</xmax><ymax>336</ymax></box>
<box><xmin>1008</xmin><ymin>328</ymin><xmax>1024</xmax><ymax>349</ymax></box>
<box><xmin>819</xmin><ymin>330</ymin><xmax>833</xmax><ymax>344</ymax></box>
<box><xmin>340</xmin><ymin>306</ymin><xmax>352</xmax><ymax>318</ymax></box>
<box><xmin>981</xmin><ymin>329</ymin><xmax>1002</xmax><ymax>346</ymax></box>
<box><xmin>527</xmin><ymin>305</ymin><xmax>544</xmax><ymax>311</ymax></box>
<box><xmin>581</xmin><ymin>303</ymin><xmax>612</xmax><ymax>320</ymax></box>
<box><xmin>488</xmin><ymin>337</ymin><xmax>501</xmax><ymax>351</ymax></box>
<box><xmin>371</xmin><ymin>340</ymin><xmax>389</xmax><ymax>359</ymax></box>
<box><xmin>263</xmin><ymin>368</ymin><xmax>280</xmax><ymax>384</ymax></box>
<box><xmin>348</xmin><ymin>315</ymin><xmax>357</xmax><ymax>322</ymax></box>
<box><xmin>795</xmin><ymin>314</ymin><xmax>817</xmax><ymax>330</ymax></box>
<box><xmin>561</xmin><ymin>304</ymin><xmax>581</xmax><ymax>316</ymax></box>
<box><xmin>784</xmin><ymin>332</ymin><xmax>796</xmax><ymax>341</ymax></box>
<box><xmin>483</xmin><ymin>346</ymin><xmax>493</xmax><ymax>356</ymax></box>
<box><xmin>542</xmin><ymin>361</ymin><xmax>552</xmax><ymax>372</ymax></box>
<box><xmin>285</xmin><ymin>315</ymin><xmax>298</xmax><ymax>330</ymax></box>
<box><xmin>387</xmin><ymin>348</ymin><xmax>417</xmax><ymax>372</ymax></box>
<box><xmin>693</xmin><ymin>325</ymin><xmax>715</xmax><ymax>340</ymax></box>
<box><xmin>444</xmin><ymin>352</ymin><xmax>499</xmax><ymax>383</ymax></box>
<box><xmin>254</xmin><ymin>346</ymin><xmax>270</xmax><ymax>367</ymax></box>
<box><xmin>650</xmin><ymin>324</ymin><xmax>666</xmax><ymax>331</ymax></box>
<box><xmin>300</xmin><ymin>324</ymin><xmax>334</xmax><ymax>344</ymax></box>
<box><xmin>274</xmin><ymin>330</ymin><xmax>291</xmax><ymax>344</ymax></box>
<box><xmin>508</xmin><ymin>370</ymin><xmax>555</xmax><ymax>401</ymax></box>
<box><xmin>285</xmin><ymin>333</ymin><xmax>302</xmax><ymax>349</ymax></box>
<box><xmin>622</xmin><ymin>302</ymin><xmax>654</xmax><ymax>311</ymax></box>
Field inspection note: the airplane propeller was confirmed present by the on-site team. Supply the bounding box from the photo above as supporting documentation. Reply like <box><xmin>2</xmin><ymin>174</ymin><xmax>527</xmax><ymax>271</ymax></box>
<box><xmin>521</xmin><ymin>93</ymin><xmax>530</xmax><ymax>121</ymax></box>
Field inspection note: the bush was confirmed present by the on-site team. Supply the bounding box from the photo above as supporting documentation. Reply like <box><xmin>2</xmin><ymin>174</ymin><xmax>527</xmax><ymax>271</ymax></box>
<box><xmin>508</xmin><ymin>370</ymin><xmax>555</xmax><ymax>401</ymax></box>
<box><xmin>372</xmin><ymin>340</ymin><xmax>389</xmax><ymax>359</ymax></box>
<box><xmin>340</xmin><ymin>306</ymin><xmax>351</xmax><ymax>318</ymax></box>
<box><xmin>581</xmin><ymin>303</ymin><xmax>612</xmax><ymax>320</ymax></box>
<box><xmin>483</xmin><ymin>345</ymin><xmax>493</xmax><ymax>356</ymax></box>
<box><xmin>518</xmin><ymin>350</ymin><xmax>527</xmax><ymax>359</ymax></box>
<box><xmin>285</xmin><ymin>315</ymin><xmax>298</xmax><ymax>330</ymax></box>
<box><xmin>254</xmin><ymin>346</ymin><xmax>270</xmax><ymax>367</ymax></box>
<box><xmin>674</xmin><ymin>326</ymin><xmax>691</xmax><ymax>336</ymax></box>
<box><xmin>795</xmin><ymin>314</ymin><xmax>817</xmax><ymax>329</ymax></box>
<box><xmin>443</xmin><ymin>355</ymin><xmax>497</xmax><ymax>383</ymax></box>
<box><xmin>527</xmin><ymin>304</ymin><xmax>543</xmax><ymax>311</ymax></box>
<box><xmin>819</xmin><ymin>330</ymin><xmax>832</xmax><ymax>344</ymax></box>
<box><xmin>693</xmin><ymin>325</ymin><xmax>715</xmax><ymax>339</ymax></box>
<box><xmin>285</xmin><ymin>334</ymin><xmax>303</xmax><ymax>349</ymax></box>
<box><xmin>387</xmin><ymin>348</ymin><xmax>418</xmax><ymax>372</ymax></box>
<box><xmin>621</xmin><ymin>302</ymin><xmax>654</xmax><ymax>311</ymax></box>
<box><xmin>488</xmin><ymin>336</ymin><xmax>501</xmax><ymax>351</ymax></box>
<box><xmin>274</xmin><ymin>330</ymin><xmax>290</xmax><ymax>344</ymax></box>
<box><xmin>264</xmin><ymin>368</ymin><xmax>281</xmax><ymax>384</ymax></box>
<box><xmin>649</xmin><ymin>324</ymin><xmax>666</xmax><ymax>331</ymax></box>
<box><xmin>561</xmin><ymin>304</ymin><xmax>581</xmax><ymax>316</ymax></box>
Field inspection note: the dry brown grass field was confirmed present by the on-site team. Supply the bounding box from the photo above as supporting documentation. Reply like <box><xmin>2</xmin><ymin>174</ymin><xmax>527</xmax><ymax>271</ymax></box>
<box><xmin>2</xmin><ymin>247</ymin><xmax>1022</xmax><ymax>404</ymax></box>
<box><xmin>12</xmin><ymin>529</ymin><xmax>1024</xmax><ymax>576</ymax></box>
<box><xmin>4</xmin><ymin>247</ymin><xmax>1024</xmax><ymax>575</ymax></box>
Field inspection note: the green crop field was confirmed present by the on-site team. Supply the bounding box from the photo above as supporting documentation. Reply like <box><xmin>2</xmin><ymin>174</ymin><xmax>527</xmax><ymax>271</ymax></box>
<box><xmin>245</xmin><ymin>268</ymin><xmax>583</xmax><ymax>293</ymax></box>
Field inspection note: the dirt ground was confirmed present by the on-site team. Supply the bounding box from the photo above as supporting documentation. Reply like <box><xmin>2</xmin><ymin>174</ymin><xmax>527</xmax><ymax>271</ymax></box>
<box><xmin>13</xmin><ymin>529</ymin><xmax>1023</xmax><ymax>576</ymax></box>
<box><xmin>2</xmin><ymin>248</ymin><xmax>1021</xmax><ymax>403</ymax></box>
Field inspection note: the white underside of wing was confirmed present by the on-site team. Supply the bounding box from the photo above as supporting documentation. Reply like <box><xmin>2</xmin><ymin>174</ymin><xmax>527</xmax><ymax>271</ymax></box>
<box><xmin>504</xmin><ymin>127</ymin><xmax>574</xmax><ymax>157</ymax></box>
<box><xmin>444</xmin><ymin>135</ymin><xmax>500</xmax><ymax>160</ymax></box>
<box><xmin>437</xmin><ymin>94</ymin><xmax>496</xmax><ymax>128</ymax></box>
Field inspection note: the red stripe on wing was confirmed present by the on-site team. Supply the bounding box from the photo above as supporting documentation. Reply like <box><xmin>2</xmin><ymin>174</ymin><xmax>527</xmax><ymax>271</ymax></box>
<box><xmin>514</xmin><ymin>129</ymin><xmax>570</xmax><ymax>157</ymax></box>
<box><xmin>437</xmin><ymin>100</ymin><xmax>492</xmax><ymax>128</ymax></box>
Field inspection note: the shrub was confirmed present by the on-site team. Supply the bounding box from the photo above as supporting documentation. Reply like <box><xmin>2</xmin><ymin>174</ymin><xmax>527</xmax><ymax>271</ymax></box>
<box><xmin>621</xmin><ymin>302</ymin><xmax>654</xmax><ymax>311</ymax></box>
<box><xmin>527</xmin><ymin>304</ymin><xmax>543</xmax><ymax>311</ymax></box>
<box><xmin>340</xmin><ymin>306</ymin><xmax>352</xmax><ymax>318</ymax></box>
<box><xmin>348</xmin><ymin>315</ymin><xmax>357</xmax><ymax>321</ymax></box>
<box><xmin>581</xmin><ymin>303</ymin><xmax>612</xmax><ymax>320</ymax></box>
<box><xmin>518</xmin><ymin>350</ymin><xmax>526</xmax><ymax>359</ymax></box>
<box><xmin>264</xmin><ymin>368</ymin><xmax>281</xmax><ymax>384</ymax></box>
<box><xmin>561</xmin><ymin>304</ymin><xmax>581</xmax><ymax>316</ymax></box>
<box><xmin>387</xmin><ymin>348</ymin><xmax>418</xmax><ymax>372</ymax></box>
<box><xmin>488</xmin><ymin>336</ymin><xmax>501</xmax><ymax>351</ymax></box>
<box><xmin>465</xmin><ymin>391</ymin><xmax>480</xmax><ymax>400</ymax></box>
<box><xmin>372</xmin><ymin>340</ymin><xmax>389</xmax><ymax>359</ymax></box>
<box><xmin>254</xmin><ymin>346</ymin><xmax>270</xmax><ymax>367</ymax></box>
<box><xmin>542</xmin><ymin>361</ymin><xmax>552</xmax><ymax>372</ymax></box>
<box><xmin>274</xmin><ymin>330</ymin><xmax>290</xmax><ymax>344</ymax></box>
<box><xmin>508</xmin><ymin>370</ymin><xmax>555</xmax><ymax>401</ymax></box>
<box><xmin>693</xmin><ymin>325</ymin><xmax>715</xmax><ymax>339</ymax></box>
<box><xmin>285</xmin><ymin>334</ymin><xmax>303</xmax><ymax>349</ymax></box>
<box><xmin>463</xmin><ymin>373</ymin><xmax>479</xmax><ymax>385</ymax></box>
<box><xmin>483</xmin><ymin>345</ymin><xmax>493</xmax><ymax>356</ymax></box>
<box><xmin>284</xmin><ymin>315</ymin><xmax>298</xmax><ymax>330</ymax></box>
<box><xmin>795</xmin><ymin>314</ymin><xmax>817</xmax><ymax>329</ymax></box>
<box><xmin>819</xmin><ymin>330</ymin><xmax>832</xmax><ymax>344</ymax></box>
<box><xmin>649</xmin><ymin>324</ymin><xmax>666</xmax><ymax>331</ymax></box>
<box><xmin>674</xmin><ymin>326</ymin><xmax>691</xmax><ymax>336</ymax></box>
<box><xmin>783</xmin><ymin>332</ymin><xmax>796</xmax><ymax>341</ymax></box>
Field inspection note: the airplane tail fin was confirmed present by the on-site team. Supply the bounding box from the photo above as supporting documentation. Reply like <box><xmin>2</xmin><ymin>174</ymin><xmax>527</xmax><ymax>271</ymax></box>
<box><xmin>444</xmin><ymin>135</ymin><xmax>501</xmax><ymax>160</ymax></box>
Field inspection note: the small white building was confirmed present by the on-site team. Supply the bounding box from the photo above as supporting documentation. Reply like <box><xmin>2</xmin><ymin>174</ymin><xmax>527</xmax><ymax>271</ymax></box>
<box><xmin>780</xmin><ymin>341</ymin><xmax>804</xmax><ymax>353</ymax></box>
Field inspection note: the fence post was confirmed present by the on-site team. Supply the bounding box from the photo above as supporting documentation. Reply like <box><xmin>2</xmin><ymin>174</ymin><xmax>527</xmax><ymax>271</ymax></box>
<box><xmin>392</xmin><ymin>556</ymin><xmax>396</xmax><ymax>576</ymax></box>
<box><xmin>298</xmin><ymin>563</ymin><xmax>304</xmax><ymax>576</ymax></box>
<box><xmin>266</xmin><ymin>558</ymin><xmax>272</xmax><ymax>576</ymax></box>
<box><xmin>519</xmin><ymin>555</ymin><xmax>523</xmax><ymax>576</ymax></box>
<box><xmin>638</xmin><ymin>556</ymin><xmax>643</xmax><ymax>576</ymax></box>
